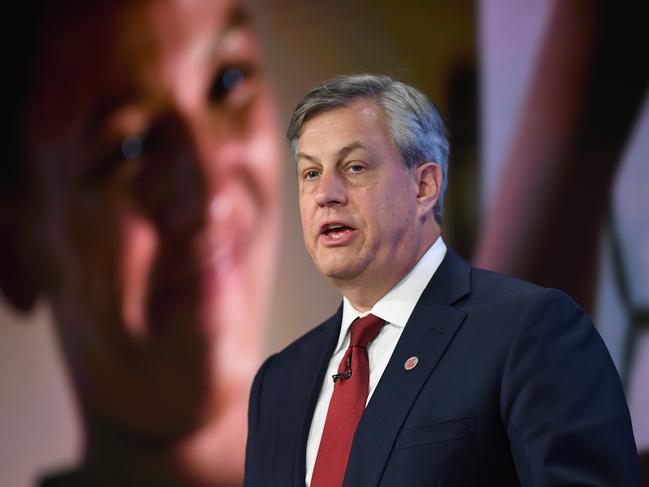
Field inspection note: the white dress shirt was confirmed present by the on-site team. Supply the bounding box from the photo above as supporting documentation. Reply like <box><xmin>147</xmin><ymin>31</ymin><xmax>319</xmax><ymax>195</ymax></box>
<box><xmin>305</xmin><ymin>237</ymin><xmax>447</xmax><ymax>485</ymax></box>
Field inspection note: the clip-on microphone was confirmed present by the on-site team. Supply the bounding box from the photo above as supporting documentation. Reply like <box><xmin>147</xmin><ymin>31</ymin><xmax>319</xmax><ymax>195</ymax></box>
<box><xmin>332</xmin><ymin>356</ymin><xmax>352</xmax><ymax>383</ymax></box>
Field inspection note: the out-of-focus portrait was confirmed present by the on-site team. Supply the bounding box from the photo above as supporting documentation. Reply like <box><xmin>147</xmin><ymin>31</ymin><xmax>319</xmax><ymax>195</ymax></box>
<box><xmin>1</xmin><ymin>1</ymin><xmax>648</xmax><ymax>486</ymax></box>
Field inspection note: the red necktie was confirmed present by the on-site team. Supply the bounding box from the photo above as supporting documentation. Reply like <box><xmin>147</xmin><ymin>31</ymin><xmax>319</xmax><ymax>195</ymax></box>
<box><xmin>311</xmin><ymin>314</ymin><xmax>385</xmax><ymax>487</ymax></box>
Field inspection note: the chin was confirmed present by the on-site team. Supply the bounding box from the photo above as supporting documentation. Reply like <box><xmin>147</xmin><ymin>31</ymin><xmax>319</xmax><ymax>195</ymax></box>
<box><xmin>319</xmin><ymin>262</ymin><xmax>363</xmax><ymax>282</ymax></box>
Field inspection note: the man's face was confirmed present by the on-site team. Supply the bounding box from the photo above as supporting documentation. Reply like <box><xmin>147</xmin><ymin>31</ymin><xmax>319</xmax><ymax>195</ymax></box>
<box><xmin>297</xmin><ymin>99</ymin><xmax>429</xmax><ymax>301</ymax></box>
<box><xmin>22</xmin><ymin>0</ymin><xmax>280</xmax><ymax>469</ymax></box>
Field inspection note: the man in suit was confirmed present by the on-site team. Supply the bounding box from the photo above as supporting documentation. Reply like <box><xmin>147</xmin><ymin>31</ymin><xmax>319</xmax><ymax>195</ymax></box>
<box><xmin>244</xmin><ymin>74</ymin><xmax>638</xmax><ymax>486</ymax></box>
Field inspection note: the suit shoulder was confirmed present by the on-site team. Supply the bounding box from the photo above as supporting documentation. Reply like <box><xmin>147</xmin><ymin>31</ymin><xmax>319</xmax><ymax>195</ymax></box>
<box><xmin>465</xmin><ymin>268</ymin><xmax>592</xmax><ymax>330</ymax></box>
<box><xmin>468</xmin><ymin>267</ymin><xmax>571</xmax><ymax>307</ymax></box>
<box><xmin>266</xmin><ymin>311</ymin><xmax>338</xmax><ymax>366</ymax></box>
<box><xmin>249</xmin><ymin>318</ymin><xmax>331</xmax><ymax>401</ymax></box>
<box><xmin>471</xmin><ymin>266</ymin><xmax>543</xmax><ymax>295</ymax></box>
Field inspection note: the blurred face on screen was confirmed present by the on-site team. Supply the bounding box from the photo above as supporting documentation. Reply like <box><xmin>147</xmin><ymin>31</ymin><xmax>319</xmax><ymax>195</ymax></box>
<box><xmin>20</xmin><ymin>0</ymin><xmax>280</xmax><ymax>481</ymax></box>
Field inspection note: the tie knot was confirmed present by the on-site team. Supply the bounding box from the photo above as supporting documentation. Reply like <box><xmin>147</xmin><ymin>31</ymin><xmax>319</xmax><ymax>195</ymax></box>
<box><xmin>350</xmin><ymin>314</ymin><xmax>385</xmax><ymax>348</ymax></box>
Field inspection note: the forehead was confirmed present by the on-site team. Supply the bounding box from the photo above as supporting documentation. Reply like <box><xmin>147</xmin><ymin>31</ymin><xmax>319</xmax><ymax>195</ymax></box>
<box><xmin>297</xmin><ymin>99</ymin><xmax>395</xmax><ymax>158</ymax></box>
<box><xmin>37</xmin><ymin>0</ymin><xmax>242</xmax><ymax>80</ymax></box>
<box><xmin>26</xmin><ymin>0</ymin><xmax>247</xmax><ymax>139</ymax></box>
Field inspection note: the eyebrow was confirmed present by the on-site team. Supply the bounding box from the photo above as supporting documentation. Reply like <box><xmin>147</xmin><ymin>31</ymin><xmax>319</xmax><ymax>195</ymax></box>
<box><xmin>296</xmin><ymin>141</ymin><xmax>367</xmax><ymax>165</ymax></box>
<box><xmin>224</xmin><ymin>5</ymin><xmax>250</xmax><ymax>32</ymax></box>
<box><xmin>85</xmin><ymin>89</ymin><xmax>141</xmax><ymax>142</ymax></box>
<box><xmin>210</xmin><ymin>4</ymin><xmax>251</xmax><ymax>51</ymax></box>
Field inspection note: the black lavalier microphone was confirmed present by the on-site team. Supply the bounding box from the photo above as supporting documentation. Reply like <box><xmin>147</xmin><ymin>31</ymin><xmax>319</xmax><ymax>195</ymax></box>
<box><xmin>332</xmin><ymin>356</ymin><xmax>352</xmax><ymax>382</ymax></box>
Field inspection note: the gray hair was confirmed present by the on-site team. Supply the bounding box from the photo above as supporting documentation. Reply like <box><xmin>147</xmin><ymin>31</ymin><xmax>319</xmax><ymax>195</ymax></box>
<box><xmin>286</xmin><ymin>73</ymin><xmax>450</xmax><ymax>224</ymax></box>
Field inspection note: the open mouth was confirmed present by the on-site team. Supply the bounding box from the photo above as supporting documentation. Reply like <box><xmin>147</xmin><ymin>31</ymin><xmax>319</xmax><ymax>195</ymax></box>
<box><xmin>320</xmin><ymin>222</ymin><xmax>355</xmax><ymax>241</ymax></box>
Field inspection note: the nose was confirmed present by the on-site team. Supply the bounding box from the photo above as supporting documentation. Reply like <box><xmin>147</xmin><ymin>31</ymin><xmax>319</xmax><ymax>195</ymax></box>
<box><xmin>131</xmin><ymin>111</ymin><xmax>208</xmax><ymax>239</ymax></box>
<box><xmin>314</xmin><ymin>170</ymin><xmax>347</xmax><ymax>207</ymax></box>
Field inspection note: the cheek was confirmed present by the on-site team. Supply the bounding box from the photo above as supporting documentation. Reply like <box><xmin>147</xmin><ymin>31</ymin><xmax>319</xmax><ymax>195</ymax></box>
<box><xmin>68</xmin><ymin>197</ymin><xmax>123</xmax><ymax>286</ymax></box>
<box><xmin>60</xmin><ymin>187</ymin><xmax>155</xmax><ymax>324</ymax></box>
<box><xmin>370</xmin><ymin>199</ymin><xmax>413</xmax><ymax>242</ymax></box>
<box><xmin>245</xmin><ymin>128</ymin><xmax>281</xmax><ymax>202</ymax></box>
<box><xmin>298</xmin><ymin>193</ymin><xmax>316</xmax><ymax>226</ymax></box>
<box><xmin>120</xmin><ymin>212</ymin><xmax>158</xmax><ymax>335</ymax></box>
<box><xmin>245</xmin><ymin>92</ymin><xmax>282</xmax><ymax>195</ymax></box>
<box><xmin>34</xmin><ymin>190</ymin><xmax>127</xmax><ymax>333</ymax></box>
<box><xmin>298</xmin><ymin>205</ymin><xmax>311</xmax><ymax>242</ymax></box>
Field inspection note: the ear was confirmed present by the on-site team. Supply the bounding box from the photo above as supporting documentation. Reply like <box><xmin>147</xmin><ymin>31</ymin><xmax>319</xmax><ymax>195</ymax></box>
<box><xmin>414</xmin><ymin>162</ymin><xmax>442</xmax><ymax>217</ymax></box>
<box><xmin>0</xmin><ymin>191</ymin><xmax>40</xmax><ymax>312</ymax></box>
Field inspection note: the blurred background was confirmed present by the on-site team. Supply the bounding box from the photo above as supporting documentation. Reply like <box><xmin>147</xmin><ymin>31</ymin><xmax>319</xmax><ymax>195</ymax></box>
<box><xmin>1</xmin><ymin>0</ymin><xmax>647</xmax><ymax>485</ymax></box>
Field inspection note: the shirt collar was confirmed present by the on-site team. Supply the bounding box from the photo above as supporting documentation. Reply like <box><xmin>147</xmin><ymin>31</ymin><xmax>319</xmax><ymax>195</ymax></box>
<box><xmin>335</xmin><ymin>236</ymin><xmax>447</xmax><ymax>354</ymax></box>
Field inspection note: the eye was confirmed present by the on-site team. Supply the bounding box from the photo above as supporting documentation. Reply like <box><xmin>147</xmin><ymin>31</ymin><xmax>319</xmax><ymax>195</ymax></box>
<box><xmin>83</xmin><ymin>134</ymin><xmax>146</xmax><ymax>186</ymax></box>
<box><xmin>121</xmin><ymin>135</ymin><xmax>143</xmax><ymax>160</ymax></box>
<box><xmin>304</xmin><ymin>169</ymin><xmax>321</xmax><ymax>180</ymax></box>
<box><xmin>208</xmin><ymin>64</ymin><xmax>254</xmax><ymax>105</ymax></box>
<box><xmin>347</xmin><ymin>163</ymin><xmax>365</xmax><ymax>174</ymax></box>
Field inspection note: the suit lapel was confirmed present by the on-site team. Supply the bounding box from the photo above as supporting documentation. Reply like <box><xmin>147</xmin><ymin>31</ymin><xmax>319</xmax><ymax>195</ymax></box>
<box><xmin>291</xmin><ymin>305</ymin><xmax>343</xmax><ymax>487</ymax></box>
<box><xmin>343</xmin><ymin>248</ymin><xmax>471</xmax><ymax>487</ymax></box>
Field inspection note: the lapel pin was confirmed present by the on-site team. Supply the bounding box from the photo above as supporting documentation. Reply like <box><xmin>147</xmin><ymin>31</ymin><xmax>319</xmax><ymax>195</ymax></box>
<box><xmin>404</xmin><ymin>356</ymin><xmax>419</xmax><ymax>371</ymax></box>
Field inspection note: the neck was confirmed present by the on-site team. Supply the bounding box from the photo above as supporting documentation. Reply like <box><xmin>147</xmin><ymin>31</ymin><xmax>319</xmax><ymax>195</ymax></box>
<box><xmin>338</xmin><ymin>282</ymin><xmax>394</xmax><ymax>312</ymax></box>
<box><xmin>337</xmin><ymin>230</ymin><xmax>440</xmax><ymax>312</ymax></box>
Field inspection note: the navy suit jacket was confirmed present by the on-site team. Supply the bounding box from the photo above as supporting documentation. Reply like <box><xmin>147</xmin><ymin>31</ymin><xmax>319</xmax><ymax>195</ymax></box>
<box><xmin>245</xmin><ymin>248</ymin><xmax>638</xmax><ymax>486</ymax></box>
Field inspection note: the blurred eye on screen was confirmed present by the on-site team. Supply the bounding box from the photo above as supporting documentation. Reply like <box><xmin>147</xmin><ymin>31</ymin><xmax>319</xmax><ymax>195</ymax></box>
<box><xmin>83</xmin><ymin>134</ymin><xmax>145</xmax><ymax>187</ymax></box>
<box><xmin>208</xmin><ymin>63</ymin><xmax>257</xmax><ymax>110</ymax></box>
<box><xmin>121</xmin><ymin>135</ymin><xmax>143</xmax><ymax>160</ymax></box>
<box><xmin>82</xmin><ymin>60</ymin><xmax>261</xmax><ymax>188</ymax></box>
